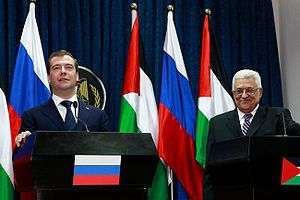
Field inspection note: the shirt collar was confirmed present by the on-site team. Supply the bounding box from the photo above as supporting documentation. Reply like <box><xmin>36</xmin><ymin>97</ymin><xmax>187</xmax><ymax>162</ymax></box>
<box><xmin>52</xmin><ymin>94</ymin><xmax>78</xmax><ymax>107</ymax></box>
<box><xmin>237</xmin><ymin>104</ymin><xmax>259</xmax><ymax>121</ymax></box>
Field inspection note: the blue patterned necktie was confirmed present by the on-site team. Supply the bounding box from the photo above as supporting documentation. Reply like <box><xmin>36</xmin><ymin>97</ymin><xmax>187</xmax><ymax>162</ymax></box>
<box><xmin>61</xmin><ymin>100</ymin><xmax>77</xmax><ymax>130</ymax></box>
<box><xmin>242</xmin><ymin>113</ymin><xmax>253</xmax><ymax>135</ymax></box>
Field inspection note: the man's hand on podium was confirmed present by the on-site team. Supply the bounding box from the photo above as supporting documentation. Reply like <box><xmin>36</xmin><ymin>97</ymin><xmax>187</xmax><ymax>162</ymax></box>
<box><xmin>15</xmin><ymin>131</ymin><xmax>31</xmax><ymax>147</ymax></box>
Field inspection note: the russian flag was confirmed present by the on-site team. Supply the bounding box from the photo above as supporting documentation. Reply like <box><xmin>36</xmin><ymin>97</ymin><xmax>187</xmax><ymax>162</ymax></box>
<box><xmin>8</xmin><ymin>1</ymin><xmax>50</xmax><ymax>151</ymax></box>
<box><xmin>73</xmin><ymin>155</ymin><xmax>121</xmax><ymax>185</ymax></box>
<box><xmin>158</xmin><ymin>8</ymin><xmax>203</xmax><ymax>200</ymax></box>
<box><xmin>8</xmin><ymin>2</ymin><xmax>50</xmax><ymax>199</ymax></box>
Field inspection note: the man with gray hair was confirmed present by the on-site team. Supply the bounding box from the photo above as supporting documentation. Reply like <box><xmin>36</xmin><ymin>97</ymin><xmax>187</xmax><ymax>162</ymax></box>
<box><xmin>204</xmin><ymin>69</ymin><xmax>300</xmax><ymax>200</ymax></box>
<box><xmin>207</xmin><ymin>69</ymin><xmax>300</xmax><ymax>153</ymax></box>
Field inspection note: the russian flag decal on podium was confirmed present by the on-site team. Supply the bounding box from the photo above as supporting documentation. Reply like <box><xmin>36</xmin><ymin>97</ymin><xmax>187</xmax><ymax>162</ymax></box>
<box><xmin>73</xmin><ymin>155</ymin><xmax>121</xmax><ymax>185</ymax></box>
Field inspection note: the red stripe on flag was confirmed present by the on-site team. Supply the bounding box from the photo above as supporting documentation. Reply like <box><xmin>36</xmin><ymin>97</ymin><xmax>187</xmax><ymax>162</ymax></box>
<box><xmin>122</xmin><ymin>16</ymin><xmax>140</xmax><ymax>95</ymax></box>
<box><xmin>73</xmin><ymin>175</ymin><xmax>120</xmax><ymax>185</ymax></box>
<box><xmin>281</xmin><ymin>157</ymin><xmax>300</xmax><ymax>184</ymax></box>
<box><xmin>13</xmin><ymin>155</ymin><xmax>33</xmax><ymax>190</ymax></box>
<box><xmin>158</xmin><ymin>104</ymin><xmax>203</xmax><ymax>200</ymax></box>
<box><xmin>199</xmin><ymin>16</ymin><xmax>211</xmax><ymax>97</ymax></box>
<box><xmin>8</xmin><ymin>104</ymin><xmax>21</xmax><ymax>151</ymax></box>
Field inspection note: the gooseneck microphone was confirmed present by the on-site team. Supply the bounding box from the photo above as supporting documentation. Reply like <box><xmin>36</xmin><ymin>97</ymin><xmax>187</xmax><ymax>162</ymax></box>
<box><xmin>277</xmin><ymin>111</ymin><xmax>287</xmax><ymax>136</ymax></box>
<box><xmin>73</xmin><ymin>101</ymin><xmax>90</xmax><ymax>132</ymax></box>
<box><xmin>281</xmin><ymin>112</ymin><xmax>287</xmax><ymax>137</ymax></box>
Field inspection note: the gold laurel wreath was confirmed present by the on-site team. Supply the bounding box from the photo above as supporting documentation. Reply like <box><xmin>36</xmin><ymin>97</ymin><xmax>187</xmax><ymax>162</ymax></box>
<box><xmin>90</xmin><ymin>84</ymin><xmax>101</xmax><ymax>108</ymax></box>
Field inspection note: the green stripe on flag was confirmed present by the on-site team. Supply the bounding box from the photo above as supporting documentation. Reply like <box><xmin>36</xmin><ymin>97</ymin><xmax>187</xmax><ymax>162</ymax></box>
<box><xmin>283</xmin><ymin>176</ymin><xmax>300</xmax><ymax>185</ymax></box>
<box><xmin>148</xmin><ymin>161</ymin><xmax>169</xmax><ymax>200</ymax></box>
<box><xmin>119</xmin><ymin>97</ymin><xmax>138</xmax><ymax>133</ymax></box>
<box><xmin>196</xmin><ymin>110</ymin><xmax>209</xmax><ymax>168</ymax></box>
<box><xmin>0</xmin><ymin>165</ymin><xmax>14</xmax><ymax>200</ymax></box>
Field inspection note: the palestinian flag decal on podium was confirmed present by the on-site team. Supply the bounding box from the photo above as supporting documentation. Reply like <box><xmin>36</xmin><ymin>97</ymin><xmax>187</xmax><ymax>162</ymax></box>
<box><xmin>281</xmin><ymin>157</ymin><xmax>300</xmax><ymax>185</ymax></box>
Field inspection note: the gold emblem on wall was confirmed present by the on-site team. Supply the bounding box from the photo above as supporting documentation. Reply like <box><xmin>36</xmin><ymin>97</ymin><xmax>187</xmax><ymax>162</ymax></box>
<box><xmin>77</xmin><ymin>66</ymin><xmax>106</xmax><ymax>109</ymax></box>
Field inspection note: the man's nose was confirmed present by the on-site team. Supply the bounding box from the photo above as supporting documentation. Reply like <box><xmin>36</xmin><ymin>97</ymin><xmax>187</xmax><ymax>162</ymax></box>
<box><xmin>241</xmin><ymin>90</ymin><xmax>248</xmax><ymax>98</ymax></box>
<box><xmin>60</xmin><ymin>66</ymin><xmax>67</xmax><ymax>73</ymax></box>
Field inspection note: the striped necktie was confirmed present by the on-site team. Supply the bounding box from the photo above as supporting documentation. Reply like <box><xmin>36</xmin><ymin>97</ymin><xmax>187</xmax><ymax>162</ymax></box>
<box><xmin>242</xmin><ymin>113</ymin><xmax>253</xmax><ymax>135</ymax></box>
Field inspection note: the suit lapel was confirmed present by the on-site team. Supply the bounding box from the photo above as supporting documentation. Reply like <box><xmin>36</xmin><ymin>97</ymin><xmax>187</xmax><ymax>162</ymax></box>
<box><xmin>247</xmin><ymin>106</ymin><xmax>266</xmax><ymax>136</ymax></box>
<box><xmin>226</xmin><ymin>110</ymin><xmax>243</xmax><ymax>137</ymax></box>
<box><xmin>40</xmin><ymin>99</ymin><xmax>65</xmax><ymax>129</ymax></box>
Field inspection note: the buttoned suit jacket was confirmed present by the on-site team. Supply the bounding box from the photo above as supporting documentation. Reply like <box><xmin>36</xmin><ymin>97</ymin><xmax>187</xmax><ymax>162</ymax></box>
<box><xmin>20</xmin><ymin>98</ymin><xmax>110</xmax><ymax>132</ymax></box>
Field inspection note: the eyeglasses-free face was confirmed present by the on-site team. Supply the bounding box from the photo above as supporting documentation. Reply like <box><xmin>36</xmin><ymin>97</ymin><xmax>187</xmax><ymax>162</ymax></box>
<box><xmin>233</xmin><ymin>78</ymin><xmax>262</xmax><ymax>113</ymax></box>
<box><xmin>48</xmin><ymin>55</ymin><xmax>79</xmax><ymax>97</ymax></box>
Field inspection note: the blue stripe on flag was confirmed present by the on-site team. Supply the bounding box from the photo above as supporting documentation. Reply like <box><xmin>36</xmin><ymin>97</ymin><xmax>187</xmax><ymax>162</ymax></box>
<box><xmin>74</xmin><ymin>165</ymin><xmax>120</xmax><ymax>175</ymax></box>
<box><xmin>160</xmin><ymin>51</ymin><xmax>196</xmax><ymax>138</ymax></box>
<box><xmin>13</xmin><ymin>132</ymin><xmax>36</xmax><ymax>160</ymax></box>
<box><xmin>10</xmin><ymin>44</ymin><xmax>50</xmax><ymax>115</ymax></box>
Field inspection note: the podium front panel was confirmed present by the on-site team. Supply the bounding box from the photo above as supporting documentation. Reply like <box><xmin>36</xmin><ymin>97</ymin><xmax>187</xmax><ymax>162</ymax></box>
<box><xmin>30</xmin><ymin>132</ymin><xmax>158</xmax><ymax>189</ymax></box>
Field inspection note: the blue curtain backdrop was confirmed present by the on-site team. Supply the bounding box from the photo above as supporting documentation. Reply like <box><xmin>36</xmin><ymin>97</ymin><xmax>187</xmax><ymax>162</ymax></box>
<box><xmin>0</xmin><ymin>0</ymin><xmax>281</xmax><ymax>130</ymax></box>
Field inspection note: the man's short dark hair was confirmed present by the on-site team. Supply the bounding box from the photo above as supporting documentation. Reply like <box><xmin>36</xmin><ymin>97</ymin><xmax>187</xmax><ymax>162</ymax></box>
<box><xmin>47</xmin><ymin>50</ymin><xmax>79</xmax><ymax>74</ymax></box>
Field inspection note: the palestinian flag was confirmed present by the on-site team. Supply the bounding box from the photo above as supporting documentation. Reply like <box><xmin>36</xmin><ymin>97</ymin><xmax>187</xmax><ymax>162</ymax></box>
<box><xmin>0</xmin><ymin>88</ymin><xmax>14</xmax><ymax>200</ymax></box>
<box><xmin>281</xmin><ymin>157</ymin><xmax>300</xmax><ymax>185</ymax></box>
<box><xmin>118</xmin><ymin>5</ymin><xmax>158</xmax><ymax>141</ymax></box>
<box><xmin>195</xmin><ymin>13</ymin><xmax>235</xmax><ymax>168</ymax></box>
<box><xmin>119</xmin><ymin>4</ymin><xmax>169</xmax><ymax>199</ymax></box>
<box><xmin>119</xmin><ymin>5</ymin><xmax>169</xmax><ymax>199</ymax></box>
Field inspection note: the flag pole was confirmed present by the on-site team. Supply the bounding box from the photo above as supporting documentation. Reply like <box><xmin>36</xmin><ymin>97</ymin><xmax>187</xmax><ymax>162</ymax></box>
<box><xmin>166</xmin><ymin>5</ymin><xmax>174</xmax><ymax>200</ymax></box>
<box><xmin>130</xmin><ymin>3</ymin><xmax>137</xmax><ymax>28</ymax></box>
<box><xmin>205</xmin><ymin>8</ymin><xmax>211</xmax><ymax>15</ymax></box>
<box><xmin>167</xmin><ymin>4</ymin><xmax>174</xmax><ymax>12</ymax></box>
<box><xmin>130</xmin><ymin>2</ymin><xmax>137</xmax><ymax>10</ymax></box>
<box><xmin>205</xmin><ymin>8</ymin><xmax>212</xmax><ymax>22</ymax></box>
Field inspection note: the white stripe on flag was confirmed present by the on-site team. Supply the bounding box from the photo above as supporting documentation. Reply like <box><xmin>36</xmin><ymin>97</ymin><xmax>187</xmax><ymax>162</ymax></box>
<box><xmin>75</xmin><ymin>155</ymin><xmax>121</xmax><ymax>165</ymax></box>
<box><xmin>198</xmin><ymin>70</ymin><xmax>235</xmax><ymax>119</ymax></box>
<box><xmin>163</xmin><ymin>11</ymin><xmax>188</xmax><ymax>79</ymax></box>
<box><xmin>20</xmin><ymin>3</ymin><xmax>50</xmax><ymax>91</ymax></box>
<box><xmin>0</xmin><ymin>89</ymin><xmax>14</xmax><ymax>184</ymax></box>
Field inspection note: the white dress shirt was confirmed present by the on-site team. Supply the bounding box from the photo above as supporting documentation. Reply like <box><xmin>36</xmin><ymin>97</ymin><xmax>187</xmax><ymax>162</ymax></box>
<box><xmin>237</xmin><ymin>104</ymin><xmax>259</xmax><ymax>130</ymax></box>
<box><xmin>52</xmin><ymin>94</ymin><xmax>78</xmax><ymax>122</ymax></box>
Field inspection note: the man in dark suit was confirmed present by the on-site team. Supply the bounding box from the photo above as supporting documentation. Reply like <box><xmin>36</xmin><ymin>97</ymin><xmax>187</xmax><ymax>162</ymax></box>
<box><xmin>16</xmin><ymin>50</ymin><xmax>110</xmax><ymax>146</ymax></box>
<box><xmin>207</xmin><ymin>69</ymin><xmax>300</xmax><ymax>156</ymax></box>
<box><xmin>204</xmin><ymin>69</ymin><xmax>300</xmax><ymax>200</ymax></box>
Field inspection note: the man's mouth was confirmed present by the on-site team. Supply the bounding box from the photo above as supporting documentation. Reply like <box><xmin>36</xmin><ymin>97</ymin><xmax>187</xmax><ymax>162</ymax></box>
<box><xmin>59</xmin><ymin>78</ymin><xmax>69</xmax><ymax>82</ymax></box>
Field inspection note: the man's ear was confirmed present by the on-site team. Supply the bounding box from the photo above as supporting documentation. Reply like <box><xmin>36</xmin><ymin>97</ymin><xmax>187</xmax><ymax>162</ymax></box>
<box><xmin>259</xmin><ymin>88</ymin><xmax>263</xmax><ymax>98</ymax></box>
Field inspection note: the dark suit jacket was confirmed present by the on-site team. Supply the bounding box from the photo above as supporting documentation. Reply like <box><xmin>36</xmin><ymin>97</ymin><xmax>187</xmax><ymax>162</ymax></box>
<box><xmin>20</xmin><ymin>98</ymin><xmax>110</xmax><ymax>132</ymax></box>
<box><xmin>207</xmin><ymin>106</ymin><xmax>300</xmax><ymax>156</ymax></box>
<box><xmin>204</xmin><ymin>106</ymin><xmax>300</xmax><ymax>200</ymax></box>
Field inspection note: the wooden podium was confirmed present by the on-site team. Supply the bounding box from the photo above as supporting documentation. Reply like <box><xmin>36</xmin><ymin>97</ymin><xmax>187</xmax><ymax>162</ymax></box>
<box><xmin>207</xmin><ymin>135</ymin><xmax>300</xmax><ymax>200</ymax></box>
<box><xmin>13</xmin><ymin>132</ymin><xmax>158</xmax><ymax>200</ymax></box>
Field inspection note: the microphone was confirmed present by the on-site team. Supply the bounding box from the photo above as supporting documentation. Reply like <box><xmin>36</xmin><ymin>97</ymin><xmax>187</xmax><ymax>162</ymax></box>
<box><xmin>73</xmin><ymin>101</ymin><xmax>90</xmax><ymax>132</ymax></box>
<box><xmin>277</xmin><ymin>111</ymin><xmax>287</xmax><ymax>136</ymax></box>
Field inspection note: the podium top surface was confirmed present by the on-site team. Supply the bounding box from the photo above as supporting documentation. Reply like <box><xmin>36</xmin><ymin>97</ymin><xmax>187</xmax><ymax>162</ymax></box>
<box><xmin>33</xmin><ymin>131</ymin><xmax>157</xmax><ymax>156</ymax></box>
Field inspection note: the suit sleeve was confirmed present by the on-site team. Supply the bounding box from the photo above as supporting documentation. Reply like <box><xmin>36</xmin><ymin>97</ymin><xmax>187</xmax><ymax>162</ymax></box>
<box><xmin>20</xmin><ymin>110</ymin><xmax>37</xmax><ymax>132</ymax></box>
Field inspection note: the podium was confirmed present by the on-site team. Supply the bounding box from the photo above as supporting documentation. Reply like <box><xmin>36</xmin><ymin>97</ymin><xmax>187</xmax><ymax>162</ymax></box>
<box><xmin>13</xmin><ymin>132</ymin><xmax>158</xmax><ymax>200</ymax></box>
<box><xmin>207</xmin><ymin>135</ymin><xmax>300</xmax><ymax>200</ymax></box>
